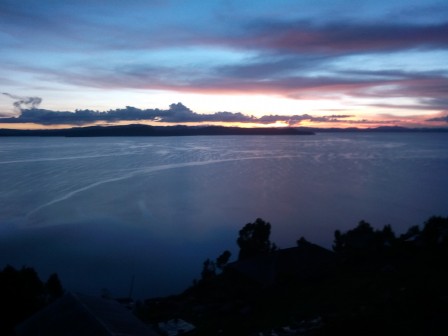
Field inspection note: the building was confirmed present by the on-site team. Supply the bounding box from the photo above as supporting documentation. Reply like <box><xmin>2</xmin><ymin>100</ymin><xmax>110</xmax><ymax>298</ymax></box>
<box><xmin>15</xmin><ymin>292</ymin><xmax>159</xmax><ymax>336</ymax></box>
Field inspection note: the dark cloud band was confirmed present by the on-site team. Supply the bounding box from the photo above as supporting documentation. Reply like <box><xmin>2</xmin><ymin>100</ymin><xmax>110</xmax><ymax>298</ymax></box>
<box><xmin>0</xmin><ymin>99</ymin><xmax>355</xmax><ymax>126</ymax></box>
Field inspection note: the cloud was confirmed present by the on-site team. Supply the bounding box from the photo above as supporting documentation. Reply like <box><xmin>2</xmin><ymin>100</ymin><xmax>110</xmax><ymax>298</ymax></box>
<box><xmin>3</xmin><ymin>7</ymin><xmax>446</xmax><ymax>116</ymax></box>
<box><xmin>0</xmin><ymin>100</ymin><xmax>359</xmax><ymax>126</ymax></box>
<box><xmin>230</xmin><ymin>20</ymin><xmax>448</xmax><ymax>55</ymax></box>
<box><xmin>426</xmin><ymin>115</ymin><xmax>448</xmax><ymax>123</ymax></box>
<box><xmin>35</xmin><ymin>51</ymin><xmax>446</xmax><ymax>115</ymax></box>
<box><xmin>355</xmin><ymin>76</ymin><xmax>448</xmax><ymax>111</ymax></box>
<box><xmin>0</xmin><ymin>106</ymin><xmax>162</xmax><ymax>125</ymax></box>
<box><xmin>3</xmin><ymin>93</ymin><xmax>42</xmax><ymax>111</ymax></box>
<box><xmin>257</xmin><ymin>114</ymin><xmax>353</xmax><ymax>125</ymax></box>
<box><xmin>3</xmin><ymin>2</ymin><xmax>448</xmax><ymax>54</ymax></box>
<box><xmin>2</xmin><ymin>3</ymin><xmax>447</xmax><ymax>127</ymax></box>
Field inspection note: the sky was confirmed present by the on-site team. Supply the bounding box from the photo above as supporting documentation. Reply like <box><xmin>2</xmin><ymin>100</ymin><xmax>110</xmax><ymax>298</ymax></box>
<box><xmin>1</xmin><ymin>0</ymin><xmax>448</xmax><ymax>129</ymax></box>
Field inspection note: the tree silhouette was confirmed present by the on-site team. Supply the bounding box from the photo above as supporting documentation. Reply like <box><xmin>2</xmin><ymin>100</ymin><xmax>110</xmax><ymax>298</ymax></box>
<box><xmin>45</xmin><ymin>273</ymin><xmax>64</xmax><ymax>300</ymax></box>
<box><xmin>333</xmin><ymin>220</ymin><xmax>375</xmax><ymax>253</ymax></box>
<box><xmin>380</xmin><ymin>224</ymin><xmax>396</xmax><ymax>245</ymax></box>
<box><xmin>0</xmin><ymin>265</ymin><xmax>45</xmax><ymax>334</ymax></box>
<box><xmin>333</xmin><ymin>220</ymin><xmax>400</xmax><ymax>259</ymax></box>
<box><xmin>420</xmin><ymin>216</ymin><xmax>448</xmax><ymax>248</ymax></box>
<box><xmin>201</xmin><ymin>258</ymin><xmax>216</xmax><ymax>281</ymax></box>
<box><xmin>237</xmin><ymin>218</ymin><xmax>276</xmax><ymax>260</ymax></box>
<box><xmin>216</xmin><ymin>250</ymin><xmax>231</xmax><ymax>270</ymax></box>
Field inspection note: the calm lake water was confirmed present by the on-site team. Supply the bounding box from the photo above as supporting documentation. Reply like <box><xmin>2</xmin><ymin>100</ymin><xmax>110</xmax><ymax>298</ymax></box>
<box><xmin>1</xmin><ymin>133</ymin><xmax>447</xmax><ymax>298</ymax></box>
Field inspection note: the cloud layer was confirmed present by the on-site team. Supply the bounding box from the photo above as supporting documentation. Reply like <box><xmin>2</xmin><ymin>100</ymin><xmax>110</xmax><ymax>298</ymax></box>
<box><xmin>3</xmin><ymin>94</ymin><xmax>445</xmax><ymax>127</ymax></box>
<box><xmin>1</xmin><ymin>1</ymin><xmax>448</xmax><ymax>127</ymax></box>
<box><xmin>0</xmin><ymin>99</ymin><xmax>359</xmax><ymax>126</ymax></box>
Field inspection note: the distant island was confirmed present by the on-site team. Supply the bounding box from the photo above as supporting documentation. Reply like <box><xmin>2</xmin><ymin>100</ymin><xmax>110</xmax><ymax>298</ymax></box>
<box><xmin>0</xmin><ymin>125</ymin><xmax>314</xmax><ymax>137</ymax></box>
<box><xmin>1</xmin><ymin>124</ymin><xmax>448</xmax><ymax>137</ymax></box>
<box><xmin>298</xmin><ymin>125</ymin><xmax>448</xmax><ymax>133</ymax></box>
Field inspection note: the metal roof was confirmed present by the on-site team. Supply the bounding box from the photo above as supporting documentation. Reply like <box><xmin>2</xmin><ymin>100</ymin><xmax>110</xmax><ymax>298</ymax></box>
<box><xmin>15</xmin><ymin>292</ymin><xmax>159</xmax><ymax>336</ymax></box>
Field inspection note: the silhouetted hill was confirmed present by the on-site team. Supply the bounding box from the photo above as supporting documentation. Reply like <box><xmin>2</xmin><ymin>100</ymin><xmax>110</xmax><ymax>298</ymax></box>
<box><xmin>0</xmin><ymin>125</ymin><xmax>314</xmax><ymax>137</ymax></box>
<box><xmin>297</xmin><ymin>126</ymin><xmax>448</xmax><ymax>133</ymax></box>
<box><xmin>1</xmin><ymin>125</ymin><xmax>447</xmax><ymax>137</ymax></box>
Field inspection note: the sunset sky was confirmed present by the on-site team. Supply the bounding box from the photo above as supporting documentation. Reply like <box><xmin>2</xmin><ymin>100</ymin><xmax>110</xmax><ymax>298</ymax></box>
<box><xmin>1</xmin><ymin>0</ymin><xmax>448</xmax><ymax>129</ymax></box>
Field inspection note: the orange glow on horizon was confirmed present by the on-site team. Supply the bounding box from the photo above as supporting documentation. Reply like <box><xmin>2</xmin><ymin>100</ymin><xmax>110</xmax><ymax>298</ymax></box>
<box><xmin>0</xmin><ymin>111</ymin><xmax>446</xmax><ymax>130</ymax></box>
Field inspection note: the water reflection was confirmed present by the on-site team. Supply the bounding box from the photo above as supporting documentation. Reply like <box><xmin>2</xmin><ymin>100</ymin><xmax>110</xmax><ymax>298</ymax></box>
<box><xmin>0</xmin><ymin>134</ymin><xmax>447</xmax><ymax>298</ymax></box>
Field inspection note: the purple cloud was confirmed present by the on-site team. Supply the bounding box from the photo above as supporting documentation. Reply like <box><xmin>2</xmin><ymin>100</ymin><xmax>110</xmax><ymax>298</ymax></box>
<box><xmin>2</xmin><ymin>2</ymin><xmax>447</xmax><ymax>126</ymax></box>
<box><xmin>223</xmin><ymin>20</ymin><xmax>448</xmax><ymax>55</ymax></box>
<box><xmin>426</xmin><ymin>115</ymin><xmax>448</xmax><ymax>123</ymax></box>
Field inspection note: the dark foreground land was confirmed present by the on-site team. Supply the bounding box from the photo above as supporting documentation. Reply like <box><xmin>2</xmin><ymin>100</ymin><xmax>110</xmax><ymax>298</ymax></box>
<box><xmin>2</xmin><ymin>216</ymin><xmax>448</xmax><ymax>335</ymax></box>
<box><xmin>136</xmin><ymin>217</ymin><xmax>448</xmax><ymax>335</ymax></box>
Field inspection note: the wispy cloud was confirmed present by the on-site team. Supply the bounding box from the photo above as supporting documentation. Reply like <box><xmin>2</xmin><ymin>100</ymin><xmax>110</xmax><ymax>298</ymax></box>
<box><xmin>3</xmin><ymin>93</ymin><xmax>42</xmax><ymax>110</ymax></box>
<box><xmin>11</xmin><ymin>16</ymin><xmax>445</xmax><ymax>115</ymax></box>
<box><xmin>233</xmin><ymin>20</ymin><xmax>448</xmax><ymax>55</ymax></box>
<box><xmin>426</xmin><ymin>115</ymin><xmax>448</xmax><ymax>123</ymax></box>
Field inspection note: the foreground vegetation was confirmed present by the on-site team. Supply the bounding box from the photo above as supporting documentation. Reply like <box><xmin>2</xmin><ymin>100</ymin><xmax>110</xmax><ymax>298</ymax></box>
<box><xmin>0</xmin><ymin>267</ymin><xmax>63</xmax><ymax>335</ymax></box>
<box><xmin>139</xmin><ymin>216</ymin><xmax>448</xmax><ymax>335</ymax></box>
<box><xmin>2</xmin><ymin>215</ymin><xmax>448</xmax><ymax>335</ymax></box>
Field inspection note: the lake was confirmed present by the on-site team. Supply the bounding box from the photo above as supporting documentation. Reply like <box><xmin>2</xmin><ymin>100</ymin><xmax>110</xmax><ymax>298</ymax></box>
<box><xmin>1</xmin><ymin>133</ymin><xmax>447</xmax><ymax>298</ymax></box>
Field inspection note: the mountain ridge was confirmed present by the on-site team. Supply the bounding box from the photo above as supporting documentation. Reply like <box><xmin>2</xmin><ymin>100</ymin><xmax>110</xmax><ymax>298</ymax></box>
<box><xmin>1</xmin><ymin>124</ymin><xmax>448</xmax><ymax>137</ymax></box>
